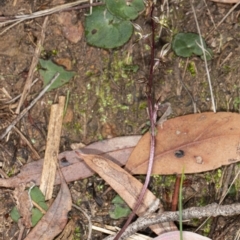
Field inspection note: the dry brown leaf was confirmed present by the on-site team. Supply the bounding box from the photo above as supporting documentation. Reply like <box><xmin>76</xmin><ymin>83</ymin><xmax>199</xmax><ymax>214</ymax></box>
<box><xmin>0</xmin><ymin>136</ymin><xmax>141</xmax><ymax>188</ymax></box>
<box><xmin>25</xmin><ymin>176</ymin><xmax>72</xmax><ymax>240</ymax></box>
<box><xmin>125</xmin><ymin>112</ymin><xmax>240</xmax><ymax>174</ymax></box>
<box><xmin>78</xmin><ymin>152</ymin><xmax>175</xmax><ymax>235</ymax></box>
<box><xmin>57</xmin><ymin>12</ymin><xmax>83</xmax><ymax>43</ymax></box>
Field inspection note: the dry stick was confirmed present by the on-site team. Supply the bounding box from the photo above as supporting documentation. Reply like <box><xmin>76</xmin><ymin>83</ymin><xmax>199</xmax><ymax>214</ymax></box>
<box><xmin>105</xmin><ymin>202</ymin><xmax>240</xmax><ymax>240</ymax></box>
<box><xmin>13</xmin><ymin>127</ymin><xmax>40</xmax><ymax>159</ymax></box>
<box><xmin>95</xmin><ymin>225</ymin><xmax>152</xmax><ymax>240</ymax></box>
<box><xmin>40</xmin><ymin>96</ymin><xmax>65</xmax><ymax>200</ymax></box>
<box><xmin>0</xmin><ymin>1</ymin><xmax>102</xmax><ymax>35</ymax></box>
<box><xmin>0</xmin><ymin>73</ymin><xmax>60</xmax><ymax>140</ymax></box>
<box><xmin>206</xmin><ymin>0</ymin><xmax>240</xmax><ymax>39</ymax></box>
<box><xmin>16</xmin><ymin>17</ymin><xmax>48</xmax><ymax>114</ymax></box>
<box><xmin>191</xmin><ymin>1</ymin><xmax>216</xmax><ymax>113</ymax></box>
<box><xmin>5</xmin><ymin>78</ymin><xmax>39</xmax><ymax>104</ymax></box>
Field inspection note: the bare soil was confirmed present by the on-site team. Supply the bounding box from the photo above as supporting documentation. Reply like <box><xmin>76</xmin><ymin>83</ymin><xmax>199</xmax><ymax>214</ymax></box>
<box><xmin>0</xmin><ymin>0</ymin><xmax>240</xmax><ymax>239</ymax></box>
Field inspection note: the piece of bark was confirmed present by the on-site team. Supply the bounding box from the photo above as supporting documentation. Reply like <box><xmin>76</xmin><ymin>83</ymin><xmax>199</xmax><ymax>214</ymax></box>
<box><xmin>40</xmin><ymin>96</ymin><xmax>65</xmax><ymax>200</ymax></box>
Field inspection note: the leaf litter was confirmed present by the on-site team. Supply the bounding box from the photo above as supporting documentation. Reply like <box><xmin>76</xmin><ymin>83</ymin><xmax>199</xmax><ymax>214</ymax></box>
<box><xmin>3</xmin><ymin>112</ymin><xmax>240</xmax><ymax>238</ymax></box>
<box><xmin>0</xmin><ymin>135</ymin><xmax>141</xmax><ymax>188</ymax></box>
<box><xmin>5</xmin><ymin>112</ymin><xmax>240</xmax><ymax>191</ymax></box>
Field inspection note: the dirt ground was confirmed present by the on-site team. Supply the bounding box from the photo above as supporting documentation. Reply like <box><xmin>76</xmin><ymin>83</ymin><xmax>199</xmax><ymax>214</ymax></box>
<box><xmin>0</xmin><ymin>0</ymin><xmax>240</xmax><ymax>239</ymax></box>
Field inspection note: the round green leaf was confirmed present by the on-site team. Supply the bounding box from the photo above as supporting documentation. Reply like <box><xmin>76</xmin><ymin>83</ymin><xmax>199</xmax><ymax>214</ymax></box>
<box><xmin>106</xmin><ymin>0</ymin><xmax>145</xmax><ymax>20</ymax></box>
<box><xmin>109</xmin><ymin>195</ymin><xmax>131</xmax><ymax>219</ymax></box>
<box><xmin>172</xmin><ymin>33</ymin><xmax>207</xmax><ymax>58</ymax></box>
<box><xmin>85</xmin><ymin>6</ymin><xmax>133</xmax><ymax>49</ymax></box>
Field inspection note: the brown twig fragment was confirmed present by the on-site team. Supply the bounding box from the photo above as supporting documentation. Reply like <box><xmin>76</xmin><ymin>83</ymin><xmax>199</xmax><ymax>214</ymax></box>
<box><xmin>40</xmin><ymin>96</ymin><xmax>65</xmax><ymax>200</ymax></box>
<box><xmin>16</xmin><ymin>16</ymin><xmax>48</xmax><ymax>114</ymax></box>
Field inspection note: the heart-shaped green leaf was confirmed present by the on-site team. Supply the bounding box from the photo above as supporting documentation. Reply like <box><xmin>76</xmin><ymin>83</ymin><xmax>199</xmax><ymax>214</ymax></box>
<box><xmin>109</xmin><ymin>195</ymin><xmax>131</xmax><ymax>219</ymax></box>
<box><xmin>172</xmin><ymin>33</ymin><xmax>211</xmax><ymax>59</ymax></box>
<box><xmin>39</xmin><ymin>59</ymin><xmax>75</xmax><ymax>91</ymax></box>
<box><xmin>85</xmin><ymin>6</ymin><xmax>133</xmax><ymax>49</ymax></box>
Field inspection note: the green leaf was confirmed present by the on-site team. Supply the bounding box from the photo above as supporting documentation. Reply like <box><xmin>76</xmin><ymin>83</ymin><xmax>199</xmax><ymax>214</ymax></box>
<box><xmin>10</xmin><ymin>187</ymin><xmax>48</xmax><ymax>227</ymax></box>
<box><xmin>122</xmin><ymin>64</ymin><xmax>139</xmax><ymax>72</ymax></box>
<box><xmin>30</xmin><ymin>187</ymin><xmax>46</xmax><ymax>204</ymax></box>
<box><xmin>31</xmin><ymin>208</ymin><xmax>43</xmax><ymax>227</ymax></box>
<box><xmin>10</xmin><ymin>206</ymin><xmax>21</xmax><ymax>223</ymax></box>
<box><xmin>106</xmin><ymin>0</ymin><xmax>145</xmax><ymax>20</ymax></box>
<box><xmin>109</xmin><ymin>195</ymin><xmax>131</xmax><ymax>219</ymax></box>
<box><xmin>39</xmin><ymin>59</ymin><xmax>75</xmax><ymax>91</ymax></box>
<box><xmin>172</xmin><ymin>33</ymin><xmax>211</xmax><ymax>59</ymax></box>
<box><xmin>85</xmin><ymin>6</ymin><xmax>133</xmax><ymax>49</ymax></box>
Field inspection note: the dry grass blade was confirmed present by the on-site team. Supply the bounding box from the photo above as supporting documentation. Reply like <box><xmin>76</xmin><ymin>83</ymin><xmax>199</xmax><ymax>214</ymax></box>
<box><xmin>191</xmin><ymin>0</ymin><xmax>216</xmax><ymax>113</ymax></box>
<box><xmin>0</xmin><ymin>0</ymin><xmax>89</xmax><ymax>35</ymax></box>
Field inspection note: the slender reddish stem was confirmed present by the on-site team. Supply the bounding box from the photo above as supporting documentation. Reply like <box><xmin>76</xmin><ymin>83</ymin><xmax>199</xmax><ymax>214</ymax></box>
<box><xmin>113</xmin><ymin>4</ymin><xmax>157</xmax><ymax>240</ymax></box>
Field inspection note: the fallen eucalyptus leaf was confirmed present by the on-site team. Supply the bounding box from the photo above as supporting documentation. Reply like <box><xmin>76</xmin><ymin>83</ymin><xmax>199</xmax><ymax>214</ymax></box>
<box><xmin>126</xmin><ymin>112</ymin><xmax>240</xmax><ymax>174</ymax></box>
<box><xmin>0</xmin><ymin>136</ymin><xmax>141</xmax><ymax>188</ymax></box>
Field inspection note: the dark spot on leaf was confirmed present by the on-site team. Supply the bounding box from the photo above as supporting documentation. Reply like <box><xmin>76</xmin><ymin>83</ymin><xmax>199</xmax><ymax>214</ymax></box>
<box><xmin>60</xmin><ymin>157</ymin><xmax>70</xmax><ymax>166</ymax></box>
<box><xmin>61</xmin><ymin>157</ymin><xmax>68</xmax><ymax>163</ymax></box>
<box><xmin>91</xmin><ymin>29</ymin><xmax>97</xmax><ymax>34</ymax></box>
<box><xmin>174</xmin><ymin>150</ymin><xmax>185</xmax><ymax>158</ymax></box>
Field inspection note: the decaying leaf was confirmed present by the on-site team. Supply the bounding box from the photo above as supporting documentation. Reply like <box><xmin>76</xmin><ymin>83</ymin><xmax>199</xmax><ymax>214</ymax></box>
<box><xmin>25</xmin><ymin>176</ymin><xmax>72</xmax><ymax>240</ymax></box>
<box><xmin>125</xmin><ymin>112</ymin><xmax>240</xmax><ymax>174</ymax></box>
<box><xmin>0</xmin><ymin>136</ymin><xmax>141</xmax><ymax>188</ymax></box>
<box><xmin>78</xmin><ymin>152</ymin><xmax>176</xmax><ymax>235</ymax></box>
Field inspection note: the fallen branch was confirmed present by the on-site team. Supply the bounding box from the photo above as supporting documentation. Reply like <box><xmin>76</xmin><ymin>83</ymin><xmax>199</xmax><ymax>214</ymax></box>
<box><xmin>104</xmin><ymin>202</ymin><xmax>240</xmax><ymax>240</ymax></box>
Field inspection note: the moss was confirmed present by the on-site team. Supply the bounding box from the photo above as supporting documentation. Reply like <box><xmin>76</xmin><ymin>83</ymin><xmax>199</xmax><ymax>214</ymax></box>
<box><xmin>73</xmin><ymin>226</ymin><xmax>81</xmax><ymax>239</ymax></box>
<box><xmin>202</xmin><ymin>219</ymin><xmax>212</xmax><ymax>236</ymax></box>
<box><xmin>187</xmin><ymin>61</ymin><xmax>197</xmax><ymax>76</ymax></box>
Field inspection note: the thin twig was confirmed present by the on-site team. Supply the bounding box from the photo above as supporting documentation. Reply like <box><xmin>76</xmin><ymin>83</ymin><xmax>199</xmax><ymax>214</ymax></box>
<box><xmin>191</xmin><ymin>1</ymin><xmax>216</xmax><ymax>112</ymax></box>
<box><xmin>13</xmin><ymin>126</ymin><xmax>40</xmax><ymax>159</ymax></box>
<box><xmin>0</xmin><ymin>0</ymin><xmax>103</xmax><ymax>35</ymax></box>
<box><xmin>16</xmin><ymin>17</ymin><xmax>48</xmax><ymax>114</ymax></box>
<box><xmin>206</xmin><ymin>0</ymin><xmax>240</xmax><ymax>39</ymax></box>
<box><xmin>72</xmin><ymin>204</ymin><xmax>92</xmax><ymax>240</ymax></box>
<box><xmin>0</xmin><ymin>73</ymin><xmax>60</xmax><ymax>140</ymax></box>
